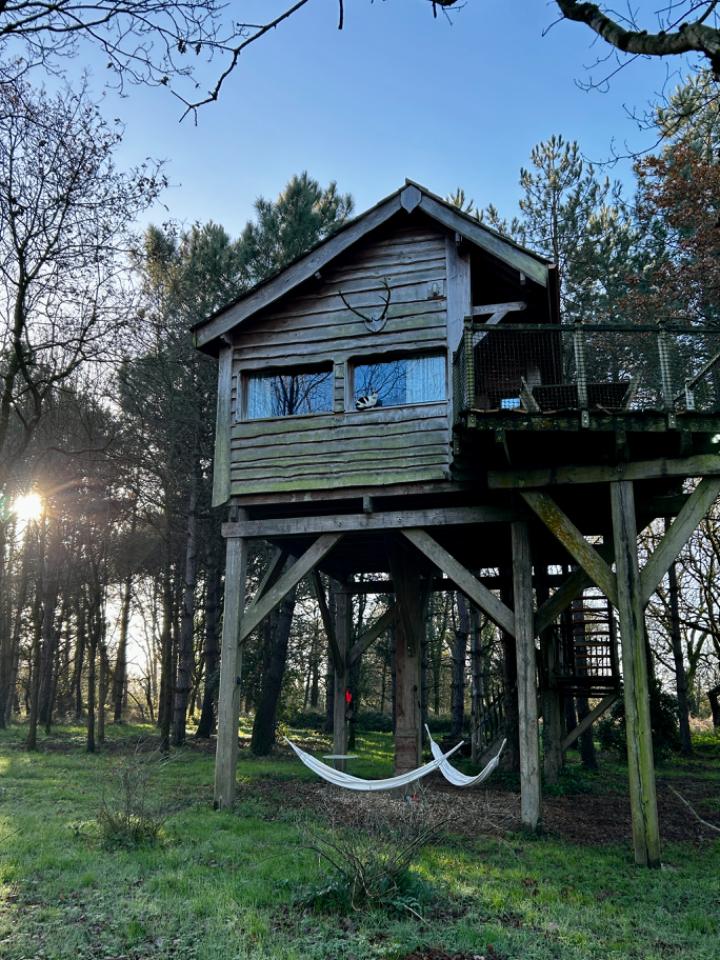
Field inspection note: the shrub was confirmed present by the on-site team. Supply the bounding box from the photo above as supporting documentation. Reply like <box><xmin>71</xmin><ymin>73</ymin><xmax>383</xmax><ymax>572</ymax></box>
<box><xmin>597</xmin><ymin>689</ymin><xmax>680</xmax><ymax>759</ymax></box>
<box><xmin>296</xmin><ymin>800</ymin><xmax>451</xmax><ymax>917</ymax></box>
<box><xmin>96</xmin><ymin>747</ymin><xmax>167</xmax><ymax>848</ymax></box>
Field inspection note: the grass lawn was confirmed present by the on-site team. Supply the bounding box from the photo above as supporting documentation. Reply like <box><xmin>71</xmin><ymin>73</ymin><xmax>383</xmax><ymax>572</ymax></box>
<box><xmin>0</xmin><ymin>722</ymin><xmax>718</xmax><ymax>960</ymax></box>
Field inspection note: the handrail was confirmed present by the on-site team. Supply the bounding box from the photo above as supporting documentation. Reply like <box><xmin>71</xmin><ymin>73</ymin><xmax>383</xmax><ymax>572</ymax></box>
<box><xmin>464</xmin><ymin>321</ymin><xmax>720</xmax><ymax>335</ymax></box>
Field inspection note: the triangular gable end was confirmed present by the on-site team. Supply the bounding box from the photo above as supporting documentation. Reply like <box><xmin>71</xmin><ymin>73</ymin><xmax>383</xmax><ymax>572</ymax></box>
<box><xmin>193</xmin><ymin>181</ymin><xmax>552</xmax><ymax>354</ymax></box>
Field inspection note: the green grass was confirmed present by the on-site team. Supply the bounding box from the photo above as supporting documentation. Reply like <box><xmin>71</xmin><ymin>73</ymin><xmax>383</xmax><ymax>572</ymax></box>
<box><xmin>0</xmin><ymin>723</ymin><xmax>718</xmax><ymax>959</ymax></box>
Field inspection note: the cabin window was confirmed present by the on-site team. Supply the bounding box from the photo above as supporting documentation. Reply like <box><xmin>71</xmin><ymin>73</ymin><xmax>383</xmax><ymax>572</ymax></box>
<box><xmin>351</xmin><ymin>353</ymin><xmax>445</xmax><ymax>410</ymax></box>
<box><xmin>244</xmin><ymin>366</ymin><xmax>333</xmax><ymax>419</ymax></box>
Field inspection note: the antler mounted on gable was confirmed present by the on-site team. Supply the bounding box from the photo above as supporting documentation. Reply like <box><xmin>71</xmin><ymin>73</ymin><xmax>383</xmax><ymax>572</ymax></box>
<box><xmin>338</xmin><ymin>277</ymin><xmax>393</xmax><ymax>333</ymax></box>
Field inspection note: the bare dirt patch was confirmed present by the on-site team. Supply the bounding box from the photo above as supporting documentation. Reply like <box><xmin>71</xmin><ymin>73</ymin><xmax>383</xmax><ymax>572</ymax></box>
<box><xmin>234</xmin><ymin>769</ymin><xmax>720</xmax><ymax>846</ymax></box>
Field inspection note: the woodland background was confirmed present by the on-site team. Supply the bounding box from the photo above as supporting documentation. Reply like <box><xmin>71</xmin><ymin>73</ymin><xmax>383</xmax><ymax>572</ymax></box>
<box><xmin>1</xmin><ymin>8</ymin><xmax>720</xmax><ymax>960</ymax></box>
<box><xmin>1</xmin><ymin>55</ymin><xmax>720</xmax><ymax>763</ymax></box>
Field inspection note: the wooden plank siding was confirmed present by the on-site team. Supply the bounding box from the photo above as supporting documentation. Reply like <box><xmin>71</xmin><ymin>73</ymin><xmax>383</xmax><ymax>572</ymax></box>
<box><xmin>226</xmin><ymin>224</ymin><xmax>453</xmax><ymax>496</ymax></box>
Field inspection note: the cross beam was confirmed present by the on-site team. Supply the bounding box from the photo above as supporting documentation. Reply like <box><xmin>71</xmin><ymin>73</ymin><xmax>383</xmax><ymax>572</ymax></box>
<box><xmin>489</xmin><ymin>453</ymin><xmax>720</xmax><ymax>489</ymax></box>
<box><xmin>401</xmin><ymin>528</ymin><xmax>515</xmax><ymax>636</ymax></box>
<box><xmin>238</xmin><ymin>533</ymin><xmax>343</xmax><ymax>645</ymax></box>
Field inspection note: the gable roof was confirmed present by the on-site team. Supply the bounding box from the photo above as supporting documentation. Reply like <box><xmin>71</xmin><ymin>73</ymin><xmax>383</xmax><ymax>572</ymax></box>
<box><xmin>193</xmin><ymin>180</ymin><xmax>554</xmax><ymax>354</ymax></box>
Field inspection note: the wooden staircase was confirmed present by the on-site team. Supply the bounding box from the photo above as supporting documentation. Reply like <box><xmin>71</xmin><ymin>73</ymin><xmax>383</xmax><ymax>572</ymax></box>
<box><xmin>557</xmin><ymin>588</ymin><xmax>620</xmax><ymax>696</ymax></box>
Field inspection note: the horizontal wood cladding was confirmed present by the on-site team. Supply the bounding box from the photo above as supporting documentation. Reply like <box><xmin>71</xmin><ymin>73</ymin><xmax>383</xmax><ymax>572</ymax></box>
<box><xmin>230</xmin><ymin>403</ymin><xmax>450</xmax><ymax>494</ymax></box>
<box><xmin>231</xmin><ymin>228</ymin><xmax>448</xmax><ymax>369</ymax></box>
<box><xmin>227</xmin><ymin>222</ymin><xmax>452</xmax><ymax>496</ymax></box>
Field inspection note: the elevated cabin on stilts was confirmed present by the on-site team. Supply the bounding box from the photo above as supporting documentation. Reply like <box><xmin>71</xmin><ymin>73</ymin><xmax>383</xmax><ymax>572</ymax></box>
<box><xmin>194</xmin><ymin>180</ymin><xmax>720</xmax><ymax>868</ymax></box>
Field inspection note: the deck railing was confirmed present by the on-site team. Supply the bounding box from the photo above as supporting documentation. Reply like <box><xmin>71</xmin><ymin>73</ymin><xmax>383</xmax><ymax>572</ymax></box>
<box><xmin>453</xmin><ymin>320</ymin><xmax>720</xmax><ymax>427</ymax></box>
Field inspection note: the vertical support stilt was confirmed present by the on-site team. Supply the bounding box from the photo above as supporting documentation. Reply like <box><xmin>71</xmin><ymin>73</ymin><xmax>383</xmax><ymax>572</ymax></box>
<box><xmin>511</xmin><ymin>521</ymin><xmax>541</xmax><ymax>832</ymax></box>
<box><xmin>611</xmin><ymin>480</ymin><xmax>661</xmax><ymax>868</ymax></box>
<box><xmin>538</xmin><ymin>569</ymin><xmax>563</xmax><ymax>784</ymax></box>
<box><xmin>332</xmin><ymin>583</ymin><xmax>350</xmax><ymax>771</ymax></box>
<box><xmin>500</xmin><ymin>575</ymin><xmax>520</xmax><ymax>772</ymax></box>
<box><xmin>214</xmin><ymin>534</ymin><xmax>247</xmax><ymax>809</ymax></box>
<box><xmin>389</xmin><ymin>542</ymin><xmax>424</xmax><ymax>774</ymax></box>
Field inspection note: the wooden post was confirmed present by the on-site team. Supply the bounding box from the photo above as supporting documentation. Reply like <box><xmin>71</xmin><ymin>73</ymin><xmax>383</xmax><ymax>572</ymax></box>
<box><xmin>611</xmin><ymin>480</ymin><xmax>661</xmax><ymax>868</ymax></box>
<box><xmin>388</xmin><ymin>541</ymin><xmax>425</xmax><ymax>774</ymax></box>
<box><xmin>537</xmin><ymin>568</ymin><xmax>563</xmax><ymax>784</ymax></box>
<box><xmin>332</xmin><ymin>582</ymin><xmax>350</xmax><ymax>770</ymax></box>
<box><xmin>511</xmin><ymin>521</ymin><xmax>541</xmax><ymax>832</ymax></box>
<box><xmin>214</xmin><ymin>533</ymin><xmax>248</xmax><ymax>809</ymax></box>
<box><xmin>499</xmin><ymin>575</ymin><xmax>519</xmax><ymax>773</ymax></box>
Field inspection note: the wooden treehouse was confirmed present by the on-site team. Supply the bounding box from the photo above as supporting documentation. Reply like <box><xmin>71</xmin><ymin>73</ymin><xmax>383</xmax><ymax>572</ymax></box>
<box><xmin>194</xmin><ymin>181</ymin><xmax>720</xmax><ymax>868</ymax></box>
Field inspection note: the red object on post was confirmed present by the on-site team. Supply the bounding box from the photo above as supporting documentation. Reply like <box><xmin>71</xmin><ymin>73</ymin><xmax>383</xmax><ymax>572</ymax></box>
<box><xmin>345</xmin><ymin>690</ymin><xmax>352</xmax><ymax>704</ymax></box>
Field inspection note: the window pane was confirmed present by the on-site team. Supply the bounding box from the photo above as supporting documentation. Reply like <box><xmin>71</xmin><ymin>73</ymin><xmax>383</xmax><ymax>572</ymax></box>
<box><xmin>353</xmin><ymin>355</ymin><xmax>445</xmax><ymax>408</ymax></box>
<box><xmin>246</xmin><ymin>368</ymin><xmax>333</xmax><ymax>419</ymax></box>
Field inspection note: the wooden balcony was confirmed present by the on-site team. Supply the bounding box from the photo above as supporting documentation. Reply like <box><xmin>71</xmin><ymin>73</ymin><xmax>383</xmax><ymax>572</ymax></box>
<box><xmin>452</xmin><ymin>320</ymin><xmax>720</xmax><ymax>472</ymax></box>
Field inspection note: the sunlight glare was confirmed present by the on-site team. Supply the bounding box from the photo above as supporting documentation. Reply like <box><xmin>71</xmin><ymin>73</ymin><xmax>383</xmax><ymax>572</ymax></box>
<box><xmin>12</xmin><ymin>492</ymin><xmax>43</xmax><ymax>523</ymax></box>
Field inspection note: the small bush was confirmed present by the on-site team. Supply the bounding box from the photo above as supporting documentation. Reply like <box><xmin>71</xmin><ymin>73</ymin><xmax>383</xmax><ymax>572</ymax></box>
<box><xmin>296</xmin><ymin>800</ymin><xmax>451</xmax><ymax>917</ymax></box>
<box><xmin>693</xmin><ymin>728</ymin><xmax>720</xmax><ymax>756</ymax></box>
<box><xmin>597</xmin><ymin>689</ymin><xmax>680</xmax><ymax>759</ymax></box>
<box><xmin>96</xmin><ymin>747</ymin><xmax>167</xmax><ymax>848</ymax></box>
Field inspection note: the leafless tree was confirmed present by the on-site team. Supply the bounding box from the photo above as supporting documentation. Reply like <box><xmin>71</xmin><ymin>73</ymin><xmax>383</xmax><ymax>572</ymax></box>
<box><xmin>0</xmin><ymin>76</ymin><xmax>165</xmax><ymax>492</ymax></box>
<box><xmin>0</xmin><ymin>1</ymin><xmax>322</xmax><ymax>119</ymax></box>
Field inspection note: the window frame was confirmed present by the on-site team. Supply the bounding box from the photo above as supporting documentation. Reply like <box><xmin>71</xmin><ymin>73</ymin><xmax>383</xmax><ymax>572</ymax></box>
<box><xmin>345</xmin><ymin>349</ymin><xmax>448</xmax><ymax>413</ymax></box>
<box><xmin>240</xmin><ymin>361</ymin><xmax>335</xmax><ymax>422</ymax></box>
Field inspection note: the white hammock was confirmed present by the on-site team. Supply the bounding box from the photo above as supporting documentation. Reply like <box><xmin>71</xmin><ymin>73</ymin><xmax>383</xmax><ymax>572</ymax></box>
<box><xmin>425</xmin><ymin>725</ymin><xmax>506</xmax><ymax>788</ymax></box>
<box><xmin>285</xmin><ymin>737</ymin><xmax>463</xmax><ymax>792</ymax></box>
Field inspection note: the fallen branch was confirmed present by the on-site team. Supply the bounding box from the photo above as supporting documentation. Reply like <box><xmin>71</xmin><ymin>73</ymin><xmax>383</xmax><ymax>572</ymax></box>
<box><xmin>668</xmin><ymin>785</ymin><xmax>720</xmax><ymax>834</ymax></box>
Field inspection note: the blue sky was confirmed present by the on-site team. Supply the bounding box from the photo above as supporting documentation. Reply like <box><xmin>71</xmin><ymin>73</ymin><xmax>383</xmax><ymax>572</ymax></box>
<box><xmin>77</xmin><ymin>0</ymin><xmax>685</xmax><ymax>235</ymax></box>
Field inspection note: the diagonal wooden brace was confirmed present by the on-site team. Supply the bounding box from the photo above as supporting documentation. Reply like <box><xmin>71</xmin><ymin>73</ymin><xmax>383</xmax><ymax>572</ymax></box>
<box><xmin>401</xmin><ymin>528</ymin><xmax>515</xmax><ymax>636</ymax></box>
<box><xmin>521</xmin><ymin>491</ymin><xmax>618</xmax><ymax>608</ymax></box>
<box><xmin>639</xmin><ymin>477</ymin><xmax>720</xmax><ymax>607</ymax></box>
<box><xmin>535</xmin><ymin>543</ymin><xmax>616</xmax><ymax>634</ymax></box>
<box><xmin>254</xmin><ymin>547</ymin><xmax>289</xmax><ymax>604</ymax></box>
<box><xmin>562</xmin><ymin>692</ymin><xmax>620</xmax><ymax>751</ymax></box>
<box><xmin>349</xmin><ymin>604</ymin><xmax>398</xmax><ymax>666</ymax></box>
<box><xmin>238</xmin><ymin>533</ymin><xmax>342</xmax><ymax>645</ymax></box>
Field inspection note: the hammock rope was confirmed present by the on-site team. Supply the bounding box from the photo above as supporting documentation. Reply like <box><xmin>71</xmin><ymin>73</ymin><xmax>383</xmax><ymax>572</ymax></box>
<box><xmin>424</xmin><ymin>725</ymin><xmax>506</xmax><ymax>788</ymax></box>
<box><xmin>285</xmin><ymin>737</ymin><xmax>463</xmax><ymax>792</ymax></box>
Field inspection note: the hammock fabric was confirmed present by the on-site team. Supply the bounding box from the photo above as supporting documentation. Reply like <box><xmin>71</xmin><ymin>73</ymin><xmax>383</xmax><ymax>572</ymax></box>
<box><xmin>425</xmin><ymin>724</ymin><xmax>506</xmax><ymax>788</ymax></box>
<box><xmin>285</xmin><ymin>737</ymin><xmax>463</xmax><ymax>792</ymax></box>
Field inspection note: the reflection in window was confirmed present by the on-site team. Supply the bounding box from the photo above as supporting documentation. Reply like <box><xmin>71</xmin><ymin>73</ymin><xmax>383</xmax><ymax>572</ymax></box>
<box><xmin>245</xmin><ymin>367</ymin><xmax>333</xmax><ymax>419</ymax></box>
<box><xmin>353</xmin><ymin>354</ymin><xmax>445</xmax><ymax>409</ymax></box>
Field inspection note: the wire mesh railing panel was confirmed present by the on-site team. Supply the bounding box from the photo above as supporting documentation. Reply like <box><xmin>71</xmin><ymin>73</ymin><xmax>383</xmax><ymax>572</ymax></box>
<box><xmin>580</xmin><ymin>328</ymin><xmax>662</xmax><ymax>411</ymax></box>
<box><xmin>452</xmin><ymin>322</ymin><xmax>720</xmax><ymax>418</ymax></box>
<box><xmin>666</xmin><ymin>328</ymin><xmax>720</xmax><ymax>412</ymax></box>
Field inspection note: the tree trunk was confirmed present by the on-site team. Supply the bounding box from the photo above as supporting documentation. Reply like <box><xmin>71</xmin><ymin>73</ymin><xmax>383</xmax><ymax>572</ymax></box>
<box><xmin>26</xmin><ymin>615</ymin><xmax>42</xmax><ymax>751</ymax></box>
<box><xmin>98</xmin><ymin>640</ymin><xmax>108</xmax><ymax>744</ymax></box>
<box><xmin>158</xmin><ymin>564</ymin><xmax>174</xmax><ymax>753</ymax></box>
<box><xmin>173</xmin><ymin>477</ymin><xmax>199</xmax><ymax>747</ymax></box>
<box><xmin>73</xmin><ymin>597</ymin><xmax>86</xmax><ymax>720</ymax></box>
<box><xmin>500</xmin><ymin>577</ymin><xmax>520</xmax><ymax>772</ymax></box>
<box><xmin>196</xmin><ymin>539</ymin><xmax>221</xmax><ymax>738</ymax></box>
<box><xmin>388</xmin><ymin>541</ymin><xmax>426</xmax><ymax>774</ymax></box>
<box><xmin>37</xmin><ymin>538</ymin><xmax>60</xmax><ymax>729</ymax></box>
<box><xmin>324</xmin><ymin>651</ymin><xmax>335</xmax><ymax>733</ymax></box>
<box><xmin>86</xmin><ymin>633</ymin><xmax>96</xmax><ymax>753</ymax></box>
<box><xmin>309</xmin><ymin>621</ymin><xmax>320</xmax><ymax>708</ymax></box>
<box><xmin>26</xmin><ymin>522</ymin><xmax>47</xmax><ymax>751</ymax></box>
<box><xmin>708</xmin><ymin>684</ymin><xmax>720</xmax><ymax>728</ymax></box>
<box><xmin>112</xmin><ymin>574</ymin><xmax>133</xmax><ymax>723</ymax></box>
<box><xmin>576</xmin><ymin>694</ymin><xmax>599</xmax><ymax>770</ymax></box>
<box><xmin>450</xmin><ymin>593</ymin><xmax>469</xmax><ymax>739</ymax></box>
<box><xmin>666</xmin><ymin>539</ymin><xmax>692</xmax><ymax>754</ymax></box>
<box><xmin>250</xmin><ymin>587</ymin><xmax>296</xmax><ymax>755</ymax></box>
